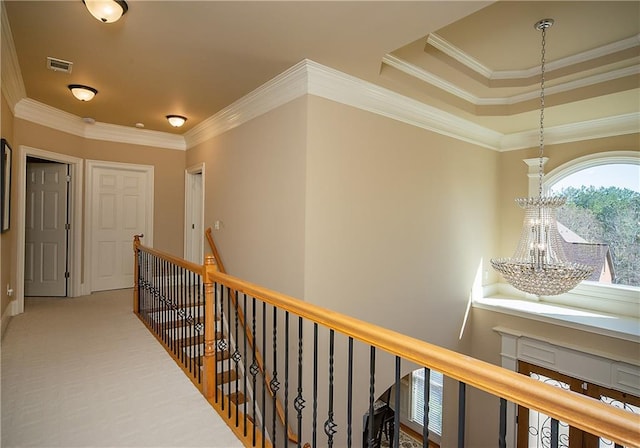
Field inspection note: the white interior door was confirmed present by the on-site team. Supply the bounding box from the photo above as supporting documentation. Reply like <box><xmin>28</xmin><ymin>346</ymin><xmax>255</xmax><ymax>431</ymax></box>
<box><xmin>24</xmin><ymin>162</ymin><xmax>68</xmax><ymax>297</ymax></box>
<box><xmin>185</xmin><ymin>169</ymin><xmax>204</xmax><ymax>263</ymax></box>
<box><xmin>90</xmin><ymin>165</ymin><xmax>150</xmax><ymax>291</ymax></box>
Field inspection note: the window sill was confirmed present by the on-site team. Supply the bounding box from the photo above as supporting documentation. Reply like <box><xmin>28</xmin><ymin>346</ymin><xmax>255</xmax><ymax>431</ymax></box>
<box><xmin>474</xmin><ymin>283</ymin><xmax>640</xmax><ymax>343</ymax></box>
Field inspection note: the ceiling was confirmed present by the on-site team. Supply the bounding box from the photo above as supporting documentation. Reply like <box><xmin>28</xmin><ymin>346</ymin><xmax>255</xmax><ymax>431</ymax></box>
<box><xmin>4</xmin><ymin>1</ymin><xmax>639</xmax><ymax>137</ymax></box>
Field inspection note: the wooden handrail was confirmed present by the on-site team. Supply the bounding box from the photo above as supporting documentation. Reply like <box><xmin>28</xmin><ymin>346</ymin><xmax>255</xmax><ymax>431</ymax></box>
<box><xmin>208</xmin><ymin>269</ymin><xmax>640</xmax><ymax>448</ymax></box>
<box><xmin>205</xmin><ymin>227</ymin><xmax>298</xmax><ymax>444</ymax></box>
<box><xmin>136</xmin><ymin>240</ymin><xmax>639</xmax><ymax>447</ymax></box>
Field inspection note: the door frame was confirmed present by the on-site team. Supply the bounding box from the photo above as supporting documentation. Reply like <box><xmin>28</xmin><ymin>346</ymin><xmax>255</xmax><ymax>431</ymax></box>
<box><xmin>85</xmin><ymin>160</ymin><xmax>154</xmax><ymax>293</ymax></box>
<box><xmin>14</xmin><ymin>146</ymin><xmax>83</xmax><ymax>315</ymax></box>
<box><xmin>184</xmin><ymin>163</ymin><xmax>205</xmax><ymax>263</ymax></box>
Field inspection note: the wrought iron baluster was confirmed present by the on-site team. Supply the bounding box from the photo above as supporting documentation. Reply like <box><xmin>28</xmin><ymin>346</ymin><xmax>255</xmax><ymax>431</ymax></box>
<box><xmin>550</xmin><ymin>418</ymin><xmax>559</xmax><ymax>448</ymax></box>
<box><xmin>284</xmin><ymin>311</ymin><xmax>289</xmax><ymax>447</ymax></box>
<box><xmin>423</xmin><ymin>367</ymin><xmax>430</xmax><ymax>447</ymax></box>
<box><xmin>243</xmin><ymin>293</ymin><xmax>248</xmax><ymax>437</ymax></box>
<box><xmin>458</xmin><ymin>382</ymin><xmax>466</xmax><ymax>448</ymax></box>
<box><xmin>367</xmin><ymin>346</ymin><xmax>376</xmax><ymax>448</ymax></box>
<box><xmin>347</xmin><ymin>337</ymin><xmax>353</xmax><ymax>448</ymax></box>
<box><xmin>312</xmin><ymin>323</ymin><xmax>318</xmax><ymax>448</ymax></box>
<box><xmin>197</xmin><ymin>272</ymin><xmax>203</xmax><ymax>384</ymax></box>
<box><xmin>250</xmin><ymin>297</ymin><xmax>258</xmax><ymax>447</ymax></box>
<box><xmin>324</xmin><ymin>329</ymin><xmax>336</xmax><ymax>447</ymax></box>
<box><xmin>227</xmin><ymin>286</ymin><xmax>232</xmax><ymax>419</ymax></box>
<box><xmin>271</xmin><ymin>307</ymin><xmax>279</xmax><ymax>443</ymax></box>
<box><xmin>295</xmin><ymin>317</ymin><xmax>305</xmax><ymax>448</ymax></box>
<box><xmin>233</xmin><ymin>289</ymin><xmax>240</xmax><ymax>426</ymax></box>
<box><xmin>261</xmin><ymin>302</ymin><xmax>266</xmax><ymax>448</ymax></box>
<box><xmin>214</xmin><ymin>282</ymin><xmax>220</xmax><ymax>404</ymax></box>
<box><xmin>499</xmin><ymin>398</ymin><xmax>507</xmax><ymax>448</ymax></box>
<box><xmin>394</xmin><ymin>356</ymin><xmax>401</xmax><ymax>448</ymax></box>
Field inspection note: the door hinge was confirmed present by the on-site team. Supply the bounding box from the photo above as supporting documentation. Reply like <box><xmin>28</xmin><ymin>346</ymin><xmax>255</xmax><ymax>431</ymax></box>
<box><xmin>64</xmin><ymin>272</ymin><xmax>70</xmax><ymax>278</ymax></box>
<box><xmin>65</xmin><ymin>223</ymin><xmax>71</xmax><ymax>230</ymax></box>
<box><xmin>192</xmin><ymin>224</ymin><xmax>195</xmax><ymax>229</ymax></box>
<box><xmin>66</xmin><ymin>175</ymin><xmax>71</xmax><ymax>183</ymax></box>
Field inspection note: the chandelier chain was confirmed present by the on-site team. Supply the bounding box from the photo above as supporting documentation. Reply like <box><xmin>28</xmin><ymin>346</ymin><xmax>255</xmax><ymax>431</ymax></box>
<box><xmin>538</xmin><ymin>25</ymin><xmax>547</xmax><ymax>199</ymax></box>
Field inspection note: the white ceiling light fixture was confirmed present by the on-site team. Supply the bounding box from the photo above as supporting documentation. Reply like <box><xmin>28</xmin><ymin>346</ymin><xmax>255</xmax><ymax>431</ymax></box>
<box><xmin>490</xmin><ymin>19</ymin><xmax>593</xmax><ymax>297</ymax></box>
<box><xmin>68</xmin><ymin>84</ymin><xmax>98</xmax><ymax>101</ymax></box>
<box><xmin>83</xmin><ymin>0</ymin><xmax>128</xmax><ymax>24</ymax></box>
<box><xmin>166</xmin><ymin>115</ymin><xmax>187</xmax><ymax>128</ymax></box>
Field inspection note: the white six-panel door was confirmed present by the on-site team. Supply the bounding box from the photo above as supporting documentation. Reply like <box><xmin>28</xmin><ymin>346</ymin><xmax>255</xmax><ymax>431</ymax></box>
<box><xmin>24</xmin><ymin>162</ymin><xmax>68</xmax><ymax>297</ymax></box>
<box><xmin>89</xmin><ymin>163</ymin><xmax>152</xmax><ymax>291</ymax></box>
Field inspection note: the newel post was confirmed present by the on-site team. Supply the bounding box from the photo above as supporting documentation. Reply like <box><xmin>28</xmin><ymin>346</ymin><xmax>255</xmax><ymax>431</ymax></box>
<box><xmin>203</xmin><ymin>255</ymin><xmax>217</xmax><ymax>399</ymax></box>
<box><xmin>133</xmin><ymin>234</ymin><xmax>143</xmax><ymax>314</ymax></box>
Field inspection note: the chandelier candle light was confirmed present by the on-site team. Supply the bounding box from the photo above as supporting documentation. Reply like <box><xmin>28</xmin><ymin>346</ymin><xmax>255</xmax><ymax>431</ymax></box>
<box><xmin>490</xmin><ymin>19</ymin><xmax>593</xmax><ymax>297</ymax></box>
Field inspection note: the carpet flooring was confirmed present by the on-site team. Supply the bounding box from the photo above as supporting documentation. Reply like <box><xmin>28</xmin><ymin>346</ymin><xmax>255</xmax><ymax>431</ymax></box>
<box><xmin>1</xmin><ymin>289</ymin><xmax>243</xmax><ymax>447</ymax></box>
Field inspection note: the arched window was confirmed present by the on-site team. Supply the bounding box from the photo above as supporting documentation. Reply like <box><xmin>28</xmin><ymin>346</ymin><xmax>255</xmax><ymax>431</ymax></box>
<box><xmin>545</xmin><ymin>152</ymin><xmax>639</xmax><ymax>288</ymax></box>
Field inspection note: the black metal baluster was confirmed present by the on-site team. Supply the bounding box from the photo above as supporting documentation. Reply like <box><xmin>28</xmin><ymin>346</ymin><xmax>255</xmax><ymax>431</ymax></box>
<box><xmin>271</xmin><ymin>307</ymin><xmax>279</xmax><ymax>443</ymax></box>
<box><xmin>498</xmin><ymin>398</ymin><xmax>507</xmax><ymax>448</ymax></box>
<box><xmin>295</xmin><ymin>317</ymin><xmax>305</xmax><ymax>448</ymax></box>
<box><xmin>261</xmin><ymin>302</ymin><xmax>266</xmax><ymax>448</ymax></box>
<box><xmin>312</xmin><ymin>323</ymin><xmax>318</xmax><ymax>448</ymax></box>
<box><xmin>214</xmin><ymin>282</ymin><xmax>220</xmax><ymax>404</ymax></box>
<box><xmin>233</xmin><ymin>289</ymin><xmax>240</xmax><ymax>426</ymax></box>
<box><xmin>550</xmin><ymin>418</ymin><xmax>559</xmax><ymax>448</ymax></box>
<box><xmin>458</xmin><ymin>382</ymin><xmax>466</xmax><ymax>448</ymax></box>
<box><xmin>197</xmin><ymin>272</ymin><xmax>203</xmax><ymax>384</ymax></box>
<box><xmin>367</xmin><ymin>346</ymin><xmax>376</xmax><ymax>448</ymax></box>
<box><xmin>227</xmin><ymin>286</ymin><xmax>232</xmax><ymax>419</ymax></box>
<box><xmin>423</xmin><ymin>367</ymin><xmax>430</xmax><ymax>448</ymax></box>
<box><xmin>250</xmin><ymin>297</ymin><xmax>258</xmax><ymax>447</ymax></box>
<box><xmin>284</xmin><ymin>311</ymin><xmax>289</xmax><ymax>447</ymax></box>
<box><xmin>324</xmin><ymin>329</ymin><xmax>336</xmax><ymax>447</ymax></box>
<box><xmin>394</xmin><ymin>356</ymin><xmax>401</xmax><ymax>448</ymax></box>
<box><xmin>242</xmin><ymin>293</ymin><xmax>248</xmax><ymax>437</ymax></box>
<box><xmin>347</xmin><ymin>337</ymin><xmax>353</xmax><ymax>448</ymax></box>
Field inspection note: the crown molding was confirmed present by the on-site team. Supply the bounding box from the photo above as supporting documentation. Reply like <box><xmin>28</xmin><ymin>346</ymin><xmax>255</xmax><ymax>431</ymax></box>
<box><xmin>500</xmin><ymin>112</ymin><xmax>640</xmax><ymax>152</ymax></box>
<box><xmin>304</xmin><ymin>60</ymin><xmax>502</xmax><ymax>149</ymax></box>
<box><xmin>1</xmin><ymin>3</ymin><xmax>27</xmax><ymax>111</ymax></box>
<box><xmin>184</xmin><ymin>59</ymin><xmax>502</xmax><ymax>150</ymax></box>
<box><xmin>427</xmin><ymin>33</ymin><xmax>640</xmax><ymax>81</ymax></box>
<box><xmin>184</xmin><ymin>60</ymin><xmax>308</xmax><ymax>148</ymax></box>
<box><xmin>383</xmin><ymin>53</ymin><xmax>640</xmax><ymax>107</ymax></box>
<box><xmin>14</xmin><ymin>99</ymin><xmax>186</xmax><ymax>150</ymax></box>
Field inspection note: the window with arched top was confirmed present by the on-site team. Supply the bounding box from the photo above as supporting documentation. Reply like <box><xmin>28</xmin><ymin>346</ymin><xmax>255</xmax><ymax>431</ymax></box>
<box><xmin>544</xmin><ymin>151</ymin><xmax>640</xmax><ymax>289</ymax></box>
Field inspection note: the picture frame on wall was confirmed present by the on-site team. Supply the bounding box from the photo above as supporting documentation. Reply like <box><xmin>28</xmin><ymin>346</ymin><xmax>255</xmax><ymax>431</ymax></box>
<box><xmin>1</xmin><ymin>138</ymin><xmax>12</xmax><ymax>233</ymax></box>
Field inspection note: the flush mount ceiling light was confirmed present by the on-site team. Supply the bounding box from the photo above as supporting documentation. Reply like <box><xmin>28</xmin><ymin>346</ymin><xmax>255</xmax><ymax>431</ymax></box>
<box><xmin>490</xmin><ymin>19</ymin><xmax>593</xmax><ymax>296</ymax></box>
<box><xmin>166</xmin><ymin>115</ymin><xmax>187</xmax><ymax>128</ymax></box>
<box><xmin>68</xmin><ymin>84</ymin><xmax>98</xmax><ymax>101</ymax></box>
<box><xmin>83</xmin><ymin>0</ymin><xmax>128</xmax><ymax>23</ymax></box>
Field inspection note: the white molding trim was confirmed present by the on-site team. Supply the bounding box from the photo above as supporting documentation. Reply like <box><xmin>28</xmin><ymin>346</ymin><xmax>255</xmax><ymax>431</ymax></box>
<box><xmin>427</xmin><ymin>32</ymin><xmax>640</xmax><ymax>81</ymax></box>
<box><xmin>14</xmin><ymin>146</ymin><xmax>84</xmax><ymax>316</ymax></box>
<box><xmin>545</xmin><ymin>150</ymin><xmax>640</xmax><ymax>187</ymax></box>
<box><xmin>305</xmin><ymin>59</ymin><xmax>503</xmax><ymax>149</ymax></box>
<box><xmin>14</xmin><ymin>99</ymin><xmax>186</xmax><ymax>151</ymax></box>
<box><xmin>1</xmin><ymin>300</ymin><xmax>11</xmax><ymax>340</ymax></box>
<box><xmin>9</xmin><ymin>59</ymin><xmax>639</xmax><ymax>153</ymax></box>
<box><xmin>500</xmin><ymin>112</ymin><xmax>640</xmax><ymax>151</ymax></box>
<box><xmin>1</xmin><ymin>3</ymin><xmax>27</xmax><ymax>111</ymax></box>
<box><xmin>383</xmin><ymin>51</ymin><xmax>639</xmax><ymax>107</ymax></box>
<box><xmin>184</xmin><ymin>60</ymin><xmax>309</xmax><ymax>148</ymax></box>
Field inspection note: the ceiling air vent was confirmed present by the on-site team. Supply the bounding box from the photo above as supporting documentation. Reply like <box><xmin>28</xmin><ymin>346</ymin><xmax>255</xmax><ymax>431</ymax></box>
<box><xmin>46</xmin><ymin>57</ymin><xmax>73</xmax><ymax>73</ymax></box>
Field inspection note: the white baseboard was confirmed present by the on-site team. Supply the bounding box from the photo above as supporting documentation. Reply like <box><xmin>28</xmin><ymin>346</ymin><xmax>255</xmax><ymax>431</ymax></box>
<box><xmin>1</xmin><ymin>302</ymin><xmax>12</xmax><ymax>340</ymax></box>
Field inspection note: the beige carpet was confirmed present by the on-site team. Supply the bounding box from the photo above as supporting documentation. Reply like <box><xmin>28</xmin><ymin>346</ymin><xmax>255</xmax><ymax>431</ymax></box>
<box><xmin>1</xmin><ymin>289</ymin><xmax>243</xmax><ymax>447</ymax></box>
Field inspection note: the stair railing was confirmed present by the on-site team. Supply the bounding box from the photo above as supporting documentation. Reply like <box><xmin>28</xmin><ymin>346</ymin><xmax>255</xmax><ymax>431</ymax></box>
<box><xmin>205</xmin><ymin>227</ymin><xmax>298</xmax><ymax>443</ymax></box>
<box><xmin>134</xmin><ymin>235</ymin><xmax>639</xmax><ymax>448</ymax></box>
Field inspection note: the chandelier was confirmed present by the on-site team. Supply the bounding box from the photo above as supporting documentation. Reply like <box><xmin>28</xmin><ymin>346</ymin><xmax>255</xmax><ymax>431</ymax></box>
<box><xmin>490</xmin><ymin>19</ymin><xmax>593</xmax><ymax>296</ymax></box>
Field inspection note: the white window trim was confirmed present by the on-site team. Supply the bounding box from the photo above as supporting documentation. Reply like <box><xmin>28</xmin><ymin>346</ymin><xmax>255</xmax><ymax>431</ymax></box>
<box><xmin>479</xmin><ymin>151</ymin><xmax>640</xmax><ymax>342</ymax></box>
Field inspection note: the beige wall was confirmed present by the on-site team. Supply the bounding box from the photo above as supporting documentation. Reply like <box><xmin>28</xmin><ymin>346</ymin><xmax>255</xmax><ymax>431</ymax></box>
<box><xmin>304</xmin><ymin>96</ymin><xmax>500</xmax><ymax>447</ymax></box>
<box><xmin>186</xmin><ymin>97</ymin><xmax>308</xmax><ymax>298</ymax></box>
<box><xmin>1</xmin><ymin>92</ymin><xmax>15</xmax><ymax>320</ymax></box>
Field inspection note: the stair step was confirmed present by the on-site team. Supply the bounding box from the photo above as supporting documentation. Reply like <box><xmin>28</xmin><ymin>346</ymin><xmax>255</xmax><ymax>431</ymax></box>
<box><xmin>191</xmin><ymin>350</ymin><xmax>230</xmax><ymax>365</ymax></box>
<box><xmin>229</xmin><ymin>391</ymin><xmax>247</xmax><ymax>405</ymax></box>
<box><xmin>217</xmin><ymin>369</ymin><xmax>238</xmax><ymax>385</ymax></box>
<box><xmin>159</xmin><ymin>315</ymin><xmax>205</xmax><ymax>331</ymax></box>
<box><xmin>172</xmin><ymin>332</ymin><xmax>225</xmax><ymax>347</ymax></box>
